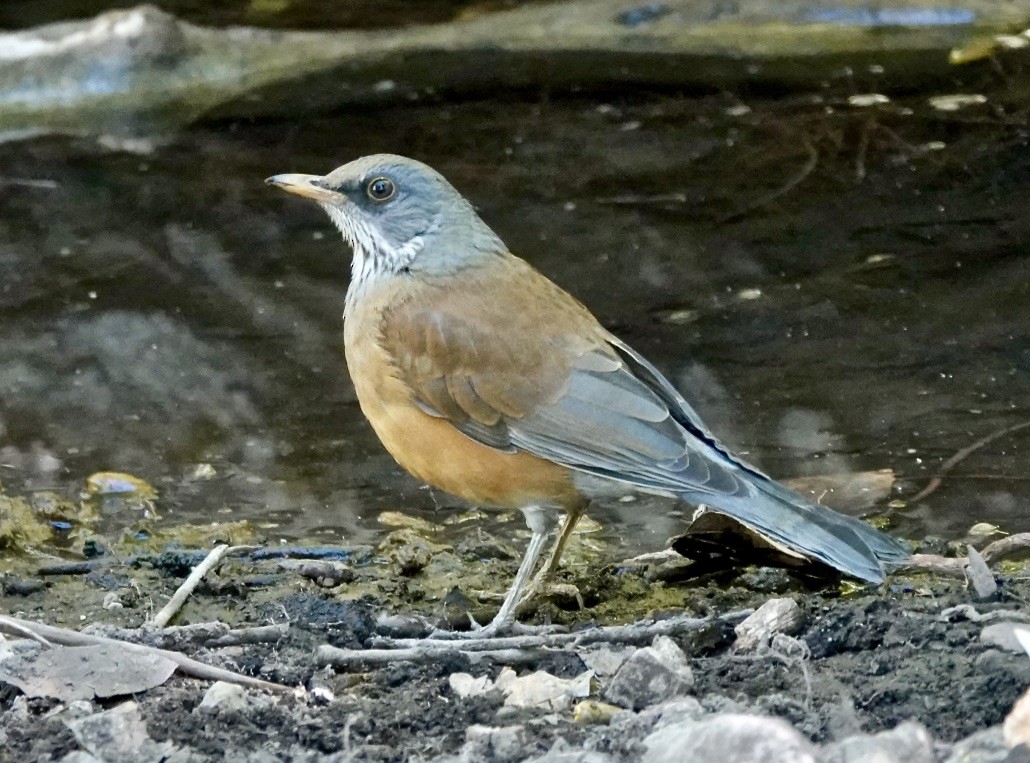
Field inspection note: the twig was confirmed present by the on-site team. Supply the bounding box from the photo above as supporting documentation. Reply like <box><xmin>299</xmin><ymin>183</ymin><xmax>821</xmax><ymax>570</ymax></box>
<box><xmin>941</xmin><ymin>604</ymin><xmax>1030</xmax><ymax>624</ymax></box>
<box><xmin>855</xmin><ymin>119</ymin><xmax>871</xmax><ymax>181</ymax></box>
<box><xmin>910</xmin><ymin>420</ymin><xmax>1030</xmax><ymax>502</ymax></box>
<box><xmin>318</xmin><ymin>645</ymin><xmax>549</xmax><ymax>667</ymax></box>
<box><xmin>981</xmin><ymin>532</ymin><xmax>1030</xmax><ymax>565</ymax></box>
<box><xmin>898</xmin><ymin>533</ymin><xmax>1030</xmax><ymax>578</ymax></box>
<box><xmin>374</xmin><ymin>611</ymin><xmax>748</xmax><ymax>651</ymax></box>
<box><xmin>0</xmin><ymin>615</ymin><xmax>293</xmax><ymax>693</ymax></box>
<box><xmin>149</xmin><ymin>544</ymin><xmax>252</xmax><ymax>627</ymax></box>
<box><xmin>899</xmin><ymin>553</ymin><xmax>968</xmax><ymax>577</ymax></box>
<box><xmin>0</xmin><ymin>617</ymin><xmax>53</xmax><ymax>646</ymax></box>
<box><xmin>85</xmin><ymin>621</ymin><xmax>287</xmax><ymax>649</ymax></box>
<box><xmin>721</xmin><ymin>139</ymin><xmax>818</xmax><ymax>222</ymax></box>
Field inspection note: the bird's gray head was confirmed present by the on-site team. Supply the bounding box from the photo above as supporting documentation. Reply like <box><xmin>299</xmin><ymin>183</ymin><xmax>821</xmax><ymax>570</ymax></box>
<box><xmin>267</xmin><ymin>154</ymin><xmax>504</xmax><ymax>294</ymax></box>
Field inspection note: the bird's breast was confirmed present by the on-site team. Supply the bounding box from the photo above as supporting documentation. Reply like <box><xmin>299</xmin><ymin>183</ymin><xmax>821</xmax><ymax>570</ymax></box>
<box><xmin>342</xmin><ymin>278</ymin><xmax>583</xmax><ymax>511</ymax></box>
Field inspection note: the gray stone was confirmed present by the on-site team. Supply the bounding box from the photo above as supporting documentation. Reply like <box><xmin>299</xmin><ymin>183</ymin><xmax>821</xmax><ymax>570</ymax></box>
<box><xmin>981</xmin><ymin>622</ymin><xmax>1030</xmax><ymax>654</ymax></box>
<box><xmin>59</xmin><ymin>754</ymin><xmax>101</xmax><ymax>763</ymax></box>
<box><xmin>198</xmin><ymin>681</ymin><xmax>249</xmax><ymax>712</ymax></box>
<box><xmin>458</xmin><ymin>725</ymin><xmax>529</xmax><ymax>763</ymax></box>
<box><xmin>943</xmin><ymin>727</ymin><xmax>1007</xmax><ymax>763</ymax></box>
<box><xmin>604</xmin><ymin>635</ymin><xmax>694</xmax><ymax>711</ymax></box>
<box><xmin>608</xmin><ymin>697</ymin><xmax>706</xmax><ymax>742</ymax></box>
<box><xmin>526</xmin><ymin>752</ymin><xmax>613</xmax><ymax>762</ymax></box>
<box><xmin>823</xmin><ymin>721</ymin><xmax>934</xmax><ymax>763</ymax></box>
<box><xmin>735</xmin><ymin>598</ymin><xmax>804</xmax><ymax>651</ymax></box>
<box><xmin>65</xmin><ymin>701</ymin><xmax>179</xmax><ymax>763</ymax></box>
<box><xmin>643</xmin><ymin>713</ymin><xmax>818</xmax><ymax>763</ymax></box>
<box><xmin>578</xmin><ymin>645</ymin><xmax>634</xmax><ymax>678</ymax></box>
<box><xmin>4</xmin><ymin>1</ymin><xmax>1028</xmax><ymax>139</ymax></box>
<box><xmin>966</xmin><ymin>545</ymin><xmax>999</xmax><ymax>600</ymax></box>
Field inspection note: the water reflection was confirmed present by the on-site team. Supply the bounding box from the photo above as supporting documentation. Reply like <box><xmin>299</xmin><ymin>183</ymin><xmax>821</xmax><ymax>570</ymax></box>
<box><xmin>0</xmin><ymin>93</ymin><xmax>1026</xmax><ymax>551</ymax></box>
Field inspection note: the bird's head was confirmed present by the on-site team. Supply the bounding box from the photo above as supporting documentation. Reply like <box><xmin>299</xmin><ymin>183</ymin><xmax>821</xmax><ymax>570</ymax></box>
<box><xmin>267</xmin><ymin>154</ymin><xmax>504</xmax><ymax>291</ymax></box>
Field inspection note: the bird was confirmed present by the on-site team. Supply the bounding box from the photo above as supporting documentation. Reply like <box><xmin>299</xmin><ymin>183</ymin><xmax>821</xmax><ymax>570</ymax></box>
<box><xmin>266</xmin><ymin>154</ymin><xmax>909</xmax><ymax>638</ymax></box>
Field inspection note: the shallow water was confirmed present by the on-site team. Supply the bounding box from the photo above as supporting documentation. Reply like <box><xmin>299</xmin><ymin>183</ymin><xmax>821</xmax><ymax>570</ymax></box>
<box><xmin>0</xmin><ymin>91</ymin><xmax>1027</xmax><ymax>553</ymax></box>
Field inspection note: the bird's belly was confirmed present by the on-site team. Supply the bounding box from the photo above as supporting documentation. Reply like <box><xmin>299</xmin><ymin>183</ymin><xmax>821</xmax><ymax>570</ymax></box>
<box><xmin>346</xmin><ymin>339</ymin><xmax>583</xmax><ymax>511</ymax></box>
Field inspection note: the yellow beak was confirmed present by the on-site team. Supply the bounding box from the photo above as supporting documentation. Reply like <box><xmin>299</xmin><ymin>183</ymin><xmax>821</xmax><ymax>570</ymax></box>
<box><xmin>265</xmin><ymin>173</ymin><xmax>339</xmax><ymax>203</ymax></box>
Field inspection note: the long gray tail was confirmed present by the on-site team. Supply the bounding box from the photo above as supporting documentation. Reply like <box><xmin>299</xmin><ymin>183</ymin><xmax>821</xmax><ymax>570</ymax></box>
<box><xmin>692</xmin><ymin>475</ymin><xmax>910</xmax><ymax>584</ymax></box>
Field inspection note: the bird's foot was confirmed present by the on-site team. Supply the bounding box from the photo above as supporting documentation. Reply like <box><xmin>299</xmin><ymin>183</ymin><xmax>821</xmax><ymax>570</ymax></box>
<box><xmin>515</xmin><ymin>580</ymin><xmax>584</xmax><ymax>615</ymax></box>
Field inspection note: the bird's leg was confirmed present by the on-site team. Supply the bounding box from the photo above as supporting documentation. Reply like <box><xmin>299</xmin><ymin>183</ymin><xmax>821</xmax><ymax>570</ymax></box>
<box><xmin>517</xmin><ymin>504</ymin><xmax>587</xmax><ymax>608</ymax></box>
<box><xmin>429</xmin><ymin>506</ymin><xmax>556</xmax><ymax>640</ymax></box>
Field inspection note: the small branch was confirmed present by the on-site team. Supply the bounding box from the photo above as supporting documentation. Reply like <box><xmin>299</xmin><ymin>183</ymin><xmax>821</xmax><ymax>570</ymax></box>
<box><xmin>0</xmin><ymin>615</ymin><xmax>293</xmax><ymax>694</ymax></box>
<box><xmin>149</xmin><ymin>544</ymin><xmax>253</xmax><ymax>627</ymax></box>
<box><xmin>318</xmin><ymin>645</ymin><xmax>548</xmax><ymax>668</ymax></box>
<box><xmin>373</xmin><ymin>613</ymin><xmax>737</xmax><ymax>652</ymax></box>
<box><xmin>721</xmin><ymin>139</ymin><xmax>818</xmax><ymax>222</ymax></box>
<box><xmin>899</xmin><ymin>554</ymin><xmax>968</xmax><ymax>577</ymax></box>
<box><xmin>910</xmin><ymin>420</ymin><xmax>1030</xmax><ymax>502</ymax></box>
<box><xmin>981</xmin><ymin>532</ymin><xmax>1030</xmax><ymax>565</ymax></box>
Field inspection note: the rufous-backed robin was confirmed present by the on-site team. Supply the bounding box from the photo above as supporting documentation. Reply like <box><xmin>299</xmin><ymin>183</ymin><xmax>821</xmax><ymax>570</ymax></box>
<box><xmin>267</xmin><ymin>155</ymin><xmax>908</xmax><ymax>637</ymax></box>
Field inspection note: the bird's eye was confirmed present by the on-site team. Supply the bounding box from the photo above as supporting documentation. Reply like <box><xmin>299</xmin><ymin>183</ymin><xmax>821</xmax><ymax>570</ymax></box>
<box><xmin>366</xmin><ymin>177</ymin><xmax>396</xmax><ymax>202</ymax></box>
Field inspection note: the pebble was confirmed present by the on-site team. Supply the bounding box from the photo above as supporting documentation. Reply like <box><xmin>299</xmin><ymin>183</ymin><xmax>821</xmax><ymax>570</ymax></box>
<box><xmin>643</xmin><ymin>713</ymin><xmax>818</xmax><ymax>763</ymax></box>
<box><xmin>942</xmin><ymin>727</ymin><xmax>1008</xmax><ymax>763</ymax></box>
<box><xmin>1005</xmin><ymin>688</ymin><xmax>1030</xmax><ymax>748</ymax></box>
<box><xmin>823</xmin><ymin>721</ymin><xmax>934</xmax><ymax>763</ymax></box>
<box><xmin>603</xmin><ymin>635</ymin><xmax>693</xmax><ymax>710</ymax></box>
<box><xmin>734</xmin><ymin>598</ymin><xmax>804</xmax><ymax>651</ymax></box>
<box><xmin>497</xmin><ymin>667</ymin><xmax>592</xmax><ymax>712</ymax></box>
<box><xmin>198</xmin><ymin>681</ymin><xmax>249</xmax><ymax>712</ymax></box>
<box><xmin>457</xmin><ymin>724</ymin><xmax>528</xmax><ymax>763</ymax></box>
<box><xmin>980</xmin><ymin>622</ymin><xmax>1030</xmax><ymax>653</ymax></box>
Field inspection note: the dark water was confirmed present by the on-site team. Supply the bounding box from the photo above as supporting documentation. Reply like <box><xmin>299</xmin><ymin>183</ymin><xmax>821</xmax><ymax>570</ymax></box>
<box><xmin>1</xmin><ymin>92</ymin><xmax>1027</xmax><ymax>551</ymax></box>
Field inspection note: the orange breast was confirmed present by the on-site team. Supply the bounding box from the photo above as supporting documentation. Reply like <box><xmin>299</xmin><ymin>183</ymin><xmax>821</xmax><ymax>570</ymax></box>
<box><xmin>343</xmin><ymin>282</ymin><xmax>584</xmax><ymax>511</ymax></box>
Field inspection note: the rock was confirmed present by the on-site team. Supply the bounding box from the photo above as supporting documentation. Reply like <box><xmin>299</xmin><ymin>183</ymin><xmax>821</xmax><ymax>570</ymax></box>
<box><xmin>643</xmin><ymin>713</ymin><xmax>818</xmax><ymax>763</ymax></box>
<box><xmin>981</xmin><ymin>623</ymin><xmax>1030</xmax><ymax>654</ymax></box>
<box><xmin>823</xmin><ymin>721</ymin><xmax>934</xmax><ymax>763</ymax></box>
<box><xmin>448</xmin><ymin>672</ymin><xmax>495</xmax><ymax>699</ymax></box>
<box><xmin>4</xmin><ymin>1</ymin><xmax>1029</xmax><ymax>140</ymax></box>
<box><xmin>943</xmin><ymin>727</ymin><xmax>1008</xmax><ymax>763</ymax></box>
<box><xmin>58</xmin><ymin>754</ymin><xmax>101</xmax><ymax>763</ymax></box>
<box><xmin>734</xmin><ymin>598</ymin><xmax>805</xmax><ymax>651</ymax></box>
<box><xmin>198</xmin><ymin>681</ymin><xmax>249</xmax><ymax>712</ymax></box>
<box><xmin>604</xmin><ymin>635</ymin><xmax>694</xmax><ymax>711</ymax></box>
<box><xmin>966</xmin><ymin>546</ymin><xmax>999</xmax><ymax>600</ymax></box>
<box><xmin>1006</xmin><ymin>689</ymin><xmax>1030</xmax><ymax>748</ymax></box>
<box><xmin>572</xmin><ymin>700</ymin><xmax>621</xmax><ymax>725</ymax></box>
<box><xmin>607</xmin><ymin>697</ymin><xmax>706</xmax><ymax>743</ymax></box>
<box><xmin>578</xmin><ymin>645</ymin><xmax>635</xmax><ymax>678</ymax></box>
<box><xmin>457</xmin><ymin>724</ymin><xmax>528</xmax><ymax>763</ymax></box>
<box><xmin>526</xmin><ymin>751</ymin><xmax>614</xmax><ymax>762</ymax></box>
<box><xmin>0</xmin><ymin>640</ymin><xmax>177</xmax><ymax>702</ymax></box>
<box><xmin>65</xmin><ymin>701</ymin><xmax>179</xmax><ymax>763</ymax></box>
<box><xmin>495</xmin><ymin>667</ymin><xmax>593</xmax><ymax>712</ymax></box>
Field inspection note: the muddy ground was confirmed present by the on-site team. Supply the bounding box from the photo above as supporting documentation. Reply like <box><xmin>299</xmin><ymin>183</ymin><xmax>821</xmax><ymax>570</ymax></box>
<box><xmin>1</xmin><ymin>492</ymin><xmax>1029</xmax><ymax>761</ymax></box>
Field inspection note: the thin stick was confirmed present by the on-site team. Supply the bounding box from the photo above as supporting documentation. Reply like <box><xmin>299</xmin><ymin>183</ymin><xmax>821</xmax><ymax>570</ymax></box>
<box><xmin>318</xmin><ymin>645</ymin><xmax>549</xmax><ymax>667</ymax></box>
<box><xmin>721</xmin><ymin>139</ymin><xmax>819</xmax><ymax>222</ymax></box>
<box><xmin>0</xmin><ymin>615</ymin><xmax>293</xmax><ymax>694</ymax></box>
<box><xmin>910</xmin><ymin>420</ymin><xmax>1030</xmax><ymax>503</ymax></box>
<box><xmin>149</xmin><ymin>544</ymin><xmax>241</xmax><ymax>627</ymax></box>
<box><xmin>981</xmin><ymin>532</ymin><xmax>1030</xmax><ymax>565</ymax></box>
<box><xmin>367</xmin><ymin>610</ymin><xmax>752</xmax><ymax>655</ymax></box>
<box><xmin>899</xmin><ymin>553</ymin><xmax>968</xmax><ymax>577</ymax></box>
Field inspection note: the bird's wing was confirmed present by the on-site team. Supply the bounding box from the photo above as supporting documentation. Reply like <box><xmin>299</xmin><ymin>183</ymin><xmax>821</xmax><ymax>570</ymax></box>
<box><xmin>379</xmin><ymin>255</ymin><xmax>753</xmax><ymax>501</ymax></box>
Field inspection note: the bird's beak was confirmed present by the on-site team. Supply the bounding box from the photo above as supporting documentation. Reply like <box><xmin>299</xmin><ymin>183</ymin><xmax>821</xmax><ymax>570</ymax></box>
<box><xmin>265</xmin><ymin>173</ymin><xmax>339</xmax><ymax>203</ymax></box>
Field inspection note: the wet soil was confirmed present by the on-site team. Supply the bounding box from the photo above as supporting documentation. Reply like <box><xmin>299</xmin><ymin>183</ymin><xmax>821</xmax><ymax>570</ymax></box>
<box><xmin>2</xmin><ymin>521</ymin><xmax>1029</xmax><ymax>760</ymax></box>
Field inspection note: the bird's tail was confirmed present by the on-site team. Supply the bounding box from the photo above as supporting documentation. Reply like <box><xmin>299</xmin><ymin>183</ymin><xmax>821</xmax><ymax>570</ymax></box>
<box><xmin>694</xmin><ymin>475</ymin><xmax>910</xmax><ymax>584</ymax></box>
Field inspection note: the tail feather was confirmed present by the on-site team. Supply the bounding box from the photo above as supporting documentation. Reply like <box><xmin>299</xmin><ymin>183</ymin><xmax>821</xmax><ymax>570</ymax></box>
<box><xmin>691</xmin><ymin>476</ymin><xmax>909</xmax><ymax>584</ymax></box>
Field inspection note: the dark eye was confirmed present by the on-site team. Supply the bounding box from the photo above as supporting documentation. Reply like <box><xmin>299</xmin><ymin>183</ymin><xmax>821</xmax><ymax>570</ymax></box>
<box><xmin>366</xmin><ymin>177</ymin><xmax>396</xmax><ymax>201</ymax></box>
